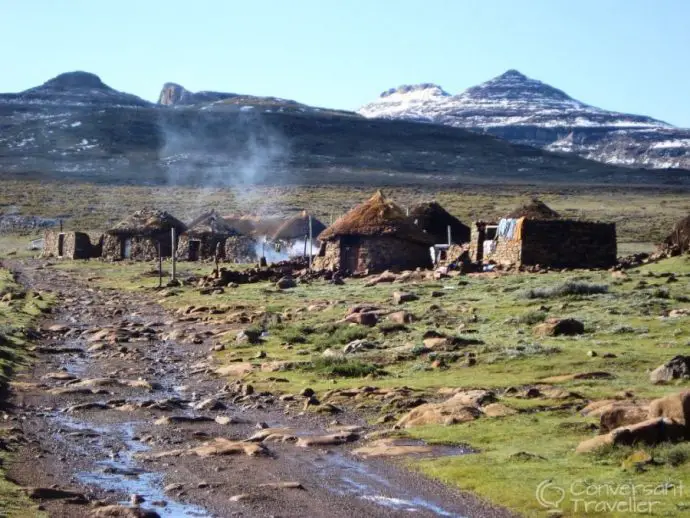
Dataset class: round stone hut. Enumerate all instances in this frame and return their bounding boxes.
[178,210,238,261]
[314,191,434,274]
[102,208,187,261]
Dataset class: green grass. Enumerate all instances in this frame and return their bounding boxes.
[19,240,690,517]
[0,268,51,517]
[409,413,690,517]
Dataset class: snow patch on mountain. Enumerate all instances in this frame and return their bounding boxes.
[358,70,688,169]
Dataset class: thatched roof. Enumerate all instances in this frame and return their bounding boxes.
[663,214,690,252]
[506,199,560,220]
[222,214,286,237]
[272,211,326,240]
[409,201,470,244]
[318,191,435,245]
[107,208,186,236]
[185,210,238,237]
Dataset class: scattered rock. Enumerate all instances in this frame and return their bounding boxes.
[650,356,690,384]
[89,505,160,518]
[353,438,433,458]
[393,291,419,305]
[343,312,378,327]
[276,276,297,290]
[296,432,359,447]
[258,481,304,490]
[396,394,483,428]
[534,318,585,337]
[648,391,690,425]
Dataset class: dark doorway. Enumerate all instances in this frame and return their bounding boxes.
[122,238,132,259]
[339,236,360,273]
[57,233,65,257]
[189,240,201,261]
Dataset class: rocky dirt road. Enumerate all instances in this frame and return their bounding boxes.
[3,260,516,518]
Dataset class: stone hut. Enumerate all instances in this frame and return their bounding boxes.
[102,208,187,261]
[314,191,434,274]
[178,210,238,261]
[41,230,101,259]
[409,201,470,244]
[469,199,616,269]
[662,214,690,255]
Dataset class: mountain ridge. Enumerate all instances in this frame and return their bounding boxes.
[358,69,688,169]
[0,71,689,189]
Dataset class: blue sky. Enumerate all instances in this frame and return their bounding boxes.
[2,0,689,126]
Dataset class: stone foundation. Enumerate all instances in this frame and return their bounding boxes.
[41,230,99,259]
[102,233,174,261]
[314,236,432,274]
[224,236,258,263]
[470,219,617,269]
[178,234,228,261]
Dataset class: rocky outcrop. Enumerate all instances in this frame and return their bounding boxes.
[359,69,690,170]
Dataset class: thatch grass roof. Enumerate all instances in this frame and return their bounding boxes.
[272,211,326,240]
[107,208,186,236]
[185,210,238,237]
[409,201,470,244]
[506,199,560,220]
[318,191,435,245]
[222,214,286,237]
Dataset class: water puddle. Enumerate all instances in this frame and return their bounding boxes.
[316,452,466,517]
[52,414,210,517]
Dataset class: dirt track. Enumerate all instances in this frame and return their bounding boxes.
[3,259,516,518]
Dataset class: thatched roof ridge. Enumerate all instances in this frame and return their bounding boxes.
[506,199,560,220]
[185,210,238,237]
[272,210,326,240]
[409,201,470,244]
[107,208,186,236]
[318,190,435,245]
[222,214,286,237]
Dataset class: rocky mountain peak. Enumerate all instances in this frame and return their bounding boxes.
[380,83,450,99]
[158,83,189,105]
[40,71,108,91]
[460,69,573,102]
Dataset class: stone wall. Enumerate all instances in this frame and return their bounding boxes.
[313,236,431,274]
[224,236,258,263]
[41,230,98,259]
[102,234,171,261]
[313,241,339,270]
[471,219,617,269]
[520,220,616,268]
[178,234,228,261]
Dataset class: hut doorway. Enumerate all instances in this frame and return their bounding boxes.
[57,233,65,257]
[188,240,201,261]
[121,238,132,259]
[339,236,360,273]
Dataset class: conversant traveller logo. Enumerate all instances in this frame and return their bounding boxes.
[535,479,684,514]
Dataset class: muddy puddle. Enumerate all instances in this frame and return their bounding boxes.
[52,414,209,517]
[315,453,466,517]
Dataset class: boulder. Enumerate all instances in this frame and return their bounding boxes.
[576,417,688,453]
[276,276,297,290]
[482,403,518,417]
[352,438,433,458]
[388,311,413,324]
[343,339,377,354]
[534,318,584,337]
[650,356,690,384]
[343,312,378,327]
[393,291,419,305]
[396,392,485,428]
[647,391,690,425]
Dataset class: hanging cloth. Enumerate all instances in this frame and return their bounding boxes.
[514,217,526,241]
